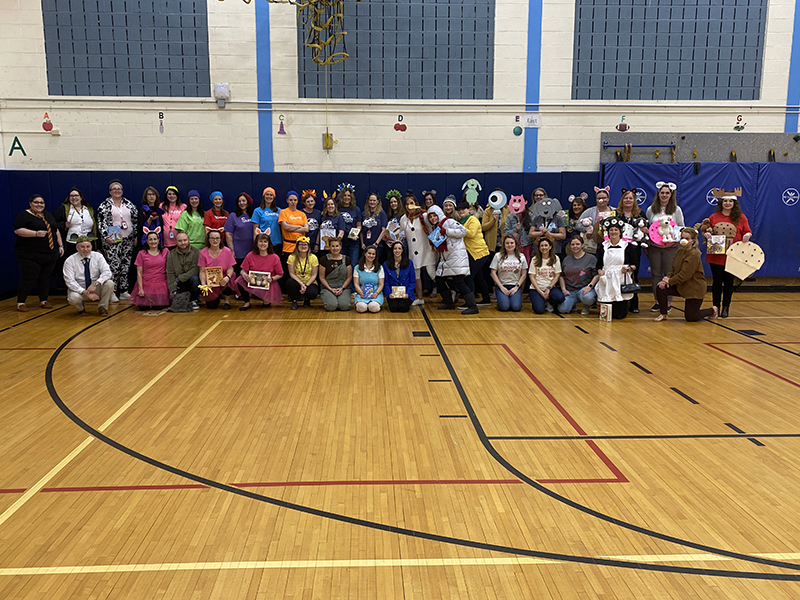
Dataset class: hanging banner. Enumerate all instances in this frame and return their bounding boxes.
[752,163,800,277]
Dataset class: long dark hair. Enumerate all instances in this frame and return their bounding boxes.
[144,231,164,253]
[357,245,379,271]
[235,193,253,217]
[185,194,203,217]
[385,241,409,270]
[568,196,588,220]
[716,197,743,224]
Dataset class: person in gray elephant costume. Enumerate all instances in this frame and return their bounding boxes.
[528,197,567,255]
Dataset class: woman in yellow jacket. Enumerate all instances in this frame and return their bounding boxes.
[654,227,718,322]
[457,200,491,306]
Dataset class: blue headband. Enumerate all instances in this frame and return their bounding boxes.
[287,190,299,200]
[187,189,200,199]
[209,191,223,200]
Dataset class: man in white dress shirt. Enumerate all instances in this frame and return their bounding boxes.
[62,237,115,315]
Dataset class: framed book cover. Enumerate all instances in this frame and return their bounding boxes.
[205,266,223,286]
[362,283,376,298]
[707,235,727,255]
[248,271,271,290]
[599,303,612,322]
[107,225,123,242]
[348,227,361,241]
[428,227,447,248]
[390,286,406,298]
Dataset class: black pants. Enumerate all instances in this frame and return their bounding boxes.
[657,285,715,321]
[16,252,58,303]
[467,254,491,301]
[437,275,471,306]
[710,263,735,308]
[286,279,319,302]
[387,297,413,313]
[609,300,629,320]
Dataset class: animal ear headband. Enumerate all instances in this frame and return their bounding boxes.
[594,186,610,194]
[568,192,589,202]
[143,226,162,235]
[655,181,677,191]
[712,187,742,198]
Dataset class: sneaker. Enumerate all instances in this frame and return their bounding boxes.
[649,303,659,312]
[111,293,120,303]
[545,304,555,313]
[98,307,108,316]
[461,306,479,315]
[581,306,591,315]
[303,298,311,307]
[290,301,298,310]
[76,308,87,316]
[119,292,131,300]
[477,298,492,306]
[412,299,424,306]
[223,303,231,310]
[667,305,672,313]
[438,304,456,310]
[190,301,200,311]
[457,305,468,310]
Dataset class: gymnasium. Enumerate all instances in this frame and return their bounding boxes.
[2,0,800,598]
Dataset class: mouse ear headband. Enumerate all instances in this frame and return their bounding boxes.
[655,181,677,191]
[594,186,611,193]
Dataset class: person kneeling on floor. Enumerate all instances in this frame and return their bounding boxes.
[62,236,114,316]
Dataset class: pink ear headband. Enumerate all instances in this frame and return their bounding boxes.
[594,186,610,193]
[143,226,162,235]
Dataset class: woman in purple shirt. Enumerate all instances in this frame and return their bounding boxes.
[224,192,254,275]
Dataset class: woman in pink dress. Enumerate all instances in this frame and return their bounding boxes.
[235,233,284,310]
[199,230,236,309]
[131,231,170,308]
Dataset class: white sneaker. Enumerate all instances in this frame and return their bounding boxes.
[190,301,200,311]
[412,299,424,306]
[111,293,119,303]
[119,292,131,300]
[580,305,591,315]
[545,304,555,313]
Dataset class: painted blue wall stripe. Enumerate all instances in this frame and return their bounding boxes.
[785,0,800,133]
[523,0,542,172]
[256,1,274,172]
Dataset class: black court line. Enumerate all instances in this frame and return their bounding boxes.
[575,326,589,334]
[739,329,764,336]
[439,415,469,419]
[0,305,69,333]
[412,331,431,337]
[630,361,652,374]
[429,379,451,383]
[599,342,616,352]
[42,309,800,580]
[676,306,800,358]
[670,387,699,404]
[420,354,440,357]
[555,312,565,319]
[726,423,765,447]
[487,433,799,441]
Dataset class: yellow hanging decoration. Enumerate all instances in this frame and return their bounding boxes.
[232,0,362,66]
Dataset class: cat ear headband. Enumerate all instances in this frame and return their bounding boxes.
[594,186,611,194]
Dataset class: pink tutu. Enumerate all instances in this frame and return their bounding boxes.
[131,281,170,307]
[234,275,283,304]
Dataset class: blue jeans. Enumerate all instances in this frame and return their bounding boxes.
[176,275,201,302]
[495,285,523,312]
[530,288,565,314]
[558,287,597,313]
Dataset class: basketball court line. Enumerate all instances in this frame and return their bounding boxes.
[18,306,800,580]
[706,343,800,389]
[0,316,221,530]
[0,305,69,334]
[5,552,800,577]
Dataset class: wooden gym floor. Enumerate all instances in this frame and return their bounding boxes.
[1,293,800,599]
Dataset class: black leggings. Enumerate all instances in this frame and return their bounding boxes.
[710,263,735,308]
[16,252,58,303]
[437,275,471,305]
[657,285,715,321]
[286,279,320,301]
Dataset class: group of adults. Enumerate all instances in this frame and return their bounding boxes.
[13,180,751,322]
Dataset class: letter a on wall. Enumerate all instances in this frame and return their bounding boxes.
[9,136,26,156]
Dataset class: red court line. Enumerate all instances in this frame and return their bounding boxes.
[706,344,800,389]
[0,488,26,494]
[710,342,800,345]
[500,344,629,483]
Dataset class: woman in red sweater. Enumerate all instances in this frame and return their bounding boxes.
[204,191,229,244]
[704,194,752,318]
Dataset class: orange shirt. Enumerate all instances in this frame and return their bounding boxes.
[278,208,308,253]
